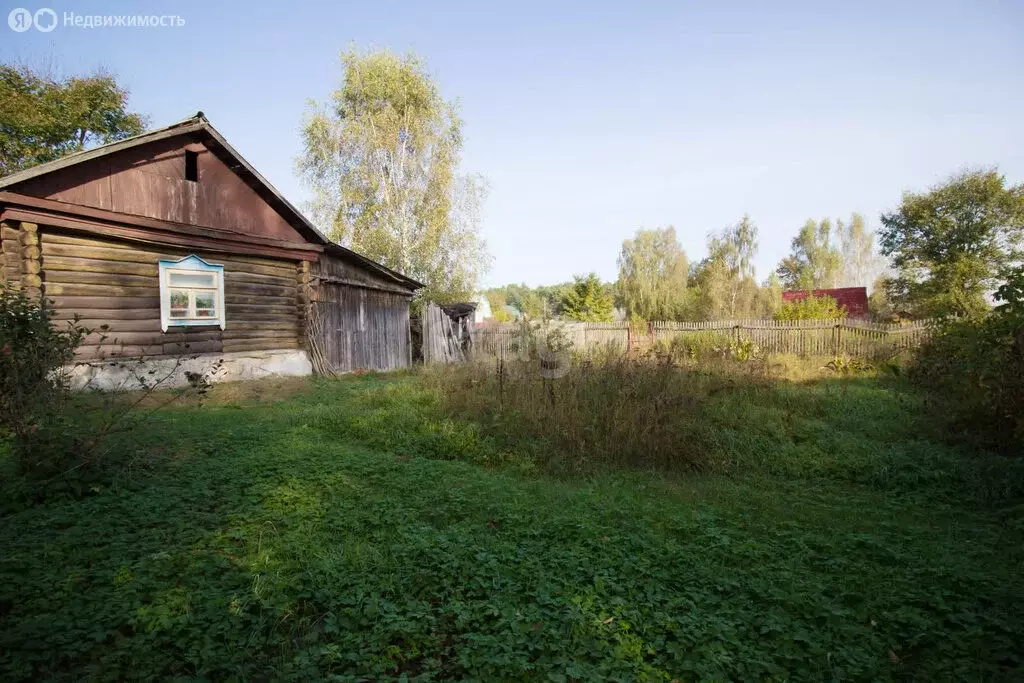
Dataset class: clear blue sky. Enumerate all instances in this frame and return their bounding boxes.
[3,0,1022,288]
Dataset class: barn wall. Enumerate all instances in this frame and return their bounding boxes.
[314,255,412,372]
[11,138,305,243]
[37,229,303,360]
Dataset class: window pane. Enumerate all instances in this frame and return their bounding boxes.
[170,290,188,309]
[169,271,216,287]
[169,309,189,318]
[194,309,215,318]
[194,292,215,310]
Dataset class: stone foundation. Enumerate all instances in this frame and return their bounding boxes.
[67,349,313,391]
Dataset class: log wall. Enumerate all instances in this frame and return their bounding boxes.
[35,229,302,360]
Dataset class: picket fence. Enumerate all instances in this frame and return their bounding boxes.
[471,318,937,361]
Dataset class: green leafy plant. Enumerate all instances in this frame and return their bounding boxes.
[0,284,89,476]
[774,294,847,321]
[910,268,1024,450]
[825,354,873,376]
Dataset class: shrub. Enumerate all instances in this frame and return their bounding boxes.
[0,284,89,476]
[774,294,847,321]
[910,270,1024,450]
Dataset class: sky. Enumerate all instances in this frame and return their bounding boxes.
[2,0,1022,288]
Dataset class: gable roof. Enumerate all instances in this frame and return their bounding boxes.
[0,112,424,291]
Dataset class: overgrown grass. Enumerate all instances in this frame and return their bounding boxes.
[1,371,1022,680]
[423,354,1024,502]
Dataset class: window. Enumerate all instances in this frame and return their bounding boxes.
[184,150,198,182]
[158,255,225,331]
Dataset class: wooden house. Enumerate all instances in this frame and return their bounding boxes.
[0,113,422,388]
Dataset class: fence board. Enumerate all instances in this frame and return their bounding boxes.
[472,319,938,361]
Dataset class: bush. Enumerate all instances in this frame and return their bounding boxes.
[910,271,1024,450]
[774,294,847,320]
[0,284,90,477]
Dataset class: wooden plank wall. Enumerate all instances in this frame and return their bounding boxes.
[312,254,413,373]
[315,284,411,372]
[12,139,306,244]
[37,230,301,360]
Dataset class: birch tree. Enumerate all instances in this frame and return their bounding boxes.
[298,48,490,302]
[616,226,689,320]
[776,218,842,290]
[837,213,884,287]
[708,214,759,317]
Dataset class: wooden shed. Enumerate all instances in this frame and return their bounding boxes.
[0,113,421,388]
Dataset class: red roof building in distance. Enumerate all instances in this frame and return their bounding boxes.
[781,287,869,317]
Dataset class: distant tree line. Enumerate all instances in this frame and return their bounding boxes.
[486,169,1023,323]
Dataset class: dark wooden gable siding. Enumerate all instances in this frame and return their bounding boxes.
[313,254,412,372]
[9,137,305,243]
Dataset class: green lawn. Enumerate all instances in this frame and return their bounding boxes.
[1,373,1022,681]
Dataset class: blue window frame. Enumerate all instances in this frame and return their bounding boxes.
[158,255,226,332]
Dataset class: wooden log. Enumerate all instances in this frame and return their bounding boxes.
[43,270,157,288]
[224,304,298,316]
[68,318,297,333]
[53,308,156,321]
[224,293,297,306]
[162,340,223,355]
[43,282,160,297]
[223,328,296,340]
[41,255,158,277]
[73,319,162,333]
[83,330,223,346]
[223,338,299,353]
[49,295,159,309]
[223,281,296,298]
[218,270,296,287]
[1,225,19,241]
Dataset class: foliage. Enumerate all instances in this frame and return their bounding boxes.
[616,226,688,320]
[1,373,1022,680]
[868,274,895,319]
[684,221,777,321]
[298,47,490,302]
[0,285,88,476]
[0,64,146,176]
[484,291,512,322]
[707,214,759,317]
[774,294,847,321]
[910,267,1024,450]
[560,273,614,322]
[837,213,885,287]
[776,218,842,290]
[879,169,1024,318]
[489,282,574,319]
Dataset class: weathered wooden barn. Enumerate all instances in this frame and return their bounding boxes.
[0,113,421,388]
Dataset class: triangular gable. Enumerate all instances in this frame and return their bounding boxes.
[0,113,423,291]
[4,134,308,244]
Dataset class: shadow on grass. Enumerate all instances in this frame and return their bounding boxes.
[1,373,1022,680]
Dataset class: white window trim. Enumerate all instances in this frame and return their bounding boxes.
[158,255,226,332]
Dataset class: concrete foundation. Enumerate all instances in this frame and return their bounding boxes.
[67,349,313,391]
